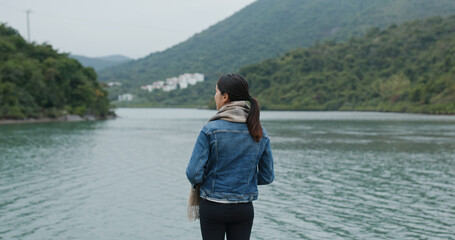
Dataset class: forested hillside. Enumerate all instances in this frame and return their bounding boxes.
[118,15,455,113]
[239,15,455,114]
[70,54,131,72]
[99,0,455,90]
[0,24,112,119]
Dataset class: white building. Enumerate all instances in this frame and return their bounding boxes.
[166,77,178,86]
[154,81,165,88]
[178,80,188,89]
[192,73,204,83]
[140,85,153,91]
[118,93,134,102]
[141,81,165,92]
[163,77,178,91]
[178,73,204,86]
[163,84,177,91]
[140,73,204,92]
[107,81,122,87]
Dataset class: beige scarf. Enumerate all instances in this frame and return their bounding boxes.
[208,101,250,123]
[187,101,250,221]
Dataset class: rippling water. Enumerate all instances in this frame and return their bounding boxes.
[1,109,454,239]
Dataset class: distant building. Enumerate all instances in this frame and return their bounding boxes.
[141,73,204,92]
[163,84,177,91]
[166,77,178,86]
[178,80,188,89]
[154,81,165,88]
[179,73,204,86]
[163,77,178,91]
[118,93,133,101]
[141,81,164,92]
[107,81,122,87]
[140,85,153,91]
[189,73,204,85]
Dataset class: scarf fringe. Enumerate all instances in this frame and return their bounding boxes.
[187,186,201,221]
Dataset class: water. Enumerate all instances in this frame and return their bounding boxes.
[1,108,454,240]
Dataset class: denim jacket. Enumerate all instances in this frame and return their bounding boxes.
[186,120,274,203]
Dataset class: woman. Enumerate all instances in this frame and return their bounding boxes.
[186,73,274,240]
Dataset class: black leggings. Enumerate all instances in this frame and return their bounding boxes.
[199,198,254,240]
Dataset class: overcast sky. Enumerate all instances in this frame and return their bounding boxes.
[0,0,256,59]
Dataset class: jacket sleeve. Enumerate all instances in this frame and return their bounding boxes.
[186,129,210,188]
[258,137,274,185]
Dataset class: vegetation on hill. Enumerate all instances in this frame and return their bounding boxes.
[117,15,455,114]
[239,15,455,114]
[99,0,455,90]
[0,24,112,119]
[70,54,132,72]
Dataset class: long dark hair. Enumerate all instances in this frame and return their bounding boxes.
[217,73,263,142]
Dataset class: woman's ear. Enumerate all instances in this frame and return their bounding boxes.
[222,93,230,104]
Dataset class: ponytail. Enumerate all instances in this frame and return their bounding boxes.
[217,73,263,142]
[247,96,263,142]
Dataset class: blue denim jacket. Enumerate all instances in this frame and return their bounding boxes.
[186,120,274,203]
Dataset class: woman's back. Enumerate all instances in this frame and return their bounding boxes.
[189,119,273,203]
[186,73,274,240]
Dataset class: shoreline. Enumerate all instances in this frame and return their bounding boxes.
[0,114,116,125]
[114,106,455,116]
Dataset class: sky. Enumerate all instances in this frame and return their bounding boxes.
[0,0,256,59]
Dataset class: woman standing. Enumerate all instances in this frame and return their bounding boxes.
[186,73,274,240]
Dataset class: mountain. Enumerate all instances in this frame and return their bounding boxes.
[98,0,455,89]
[238,15,455,114]
[0,24,112,119]
[115,15,455,114]
[70,54,132,72]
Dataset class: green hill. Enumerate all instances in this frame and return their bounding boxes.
[0,24,112,120]
[116,15,455,114]
[239,15,455,114]
[70,54,132,72]
[99,0,455,90]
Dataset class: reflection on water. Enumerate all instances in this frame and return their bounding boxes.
[1,109,454,239]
